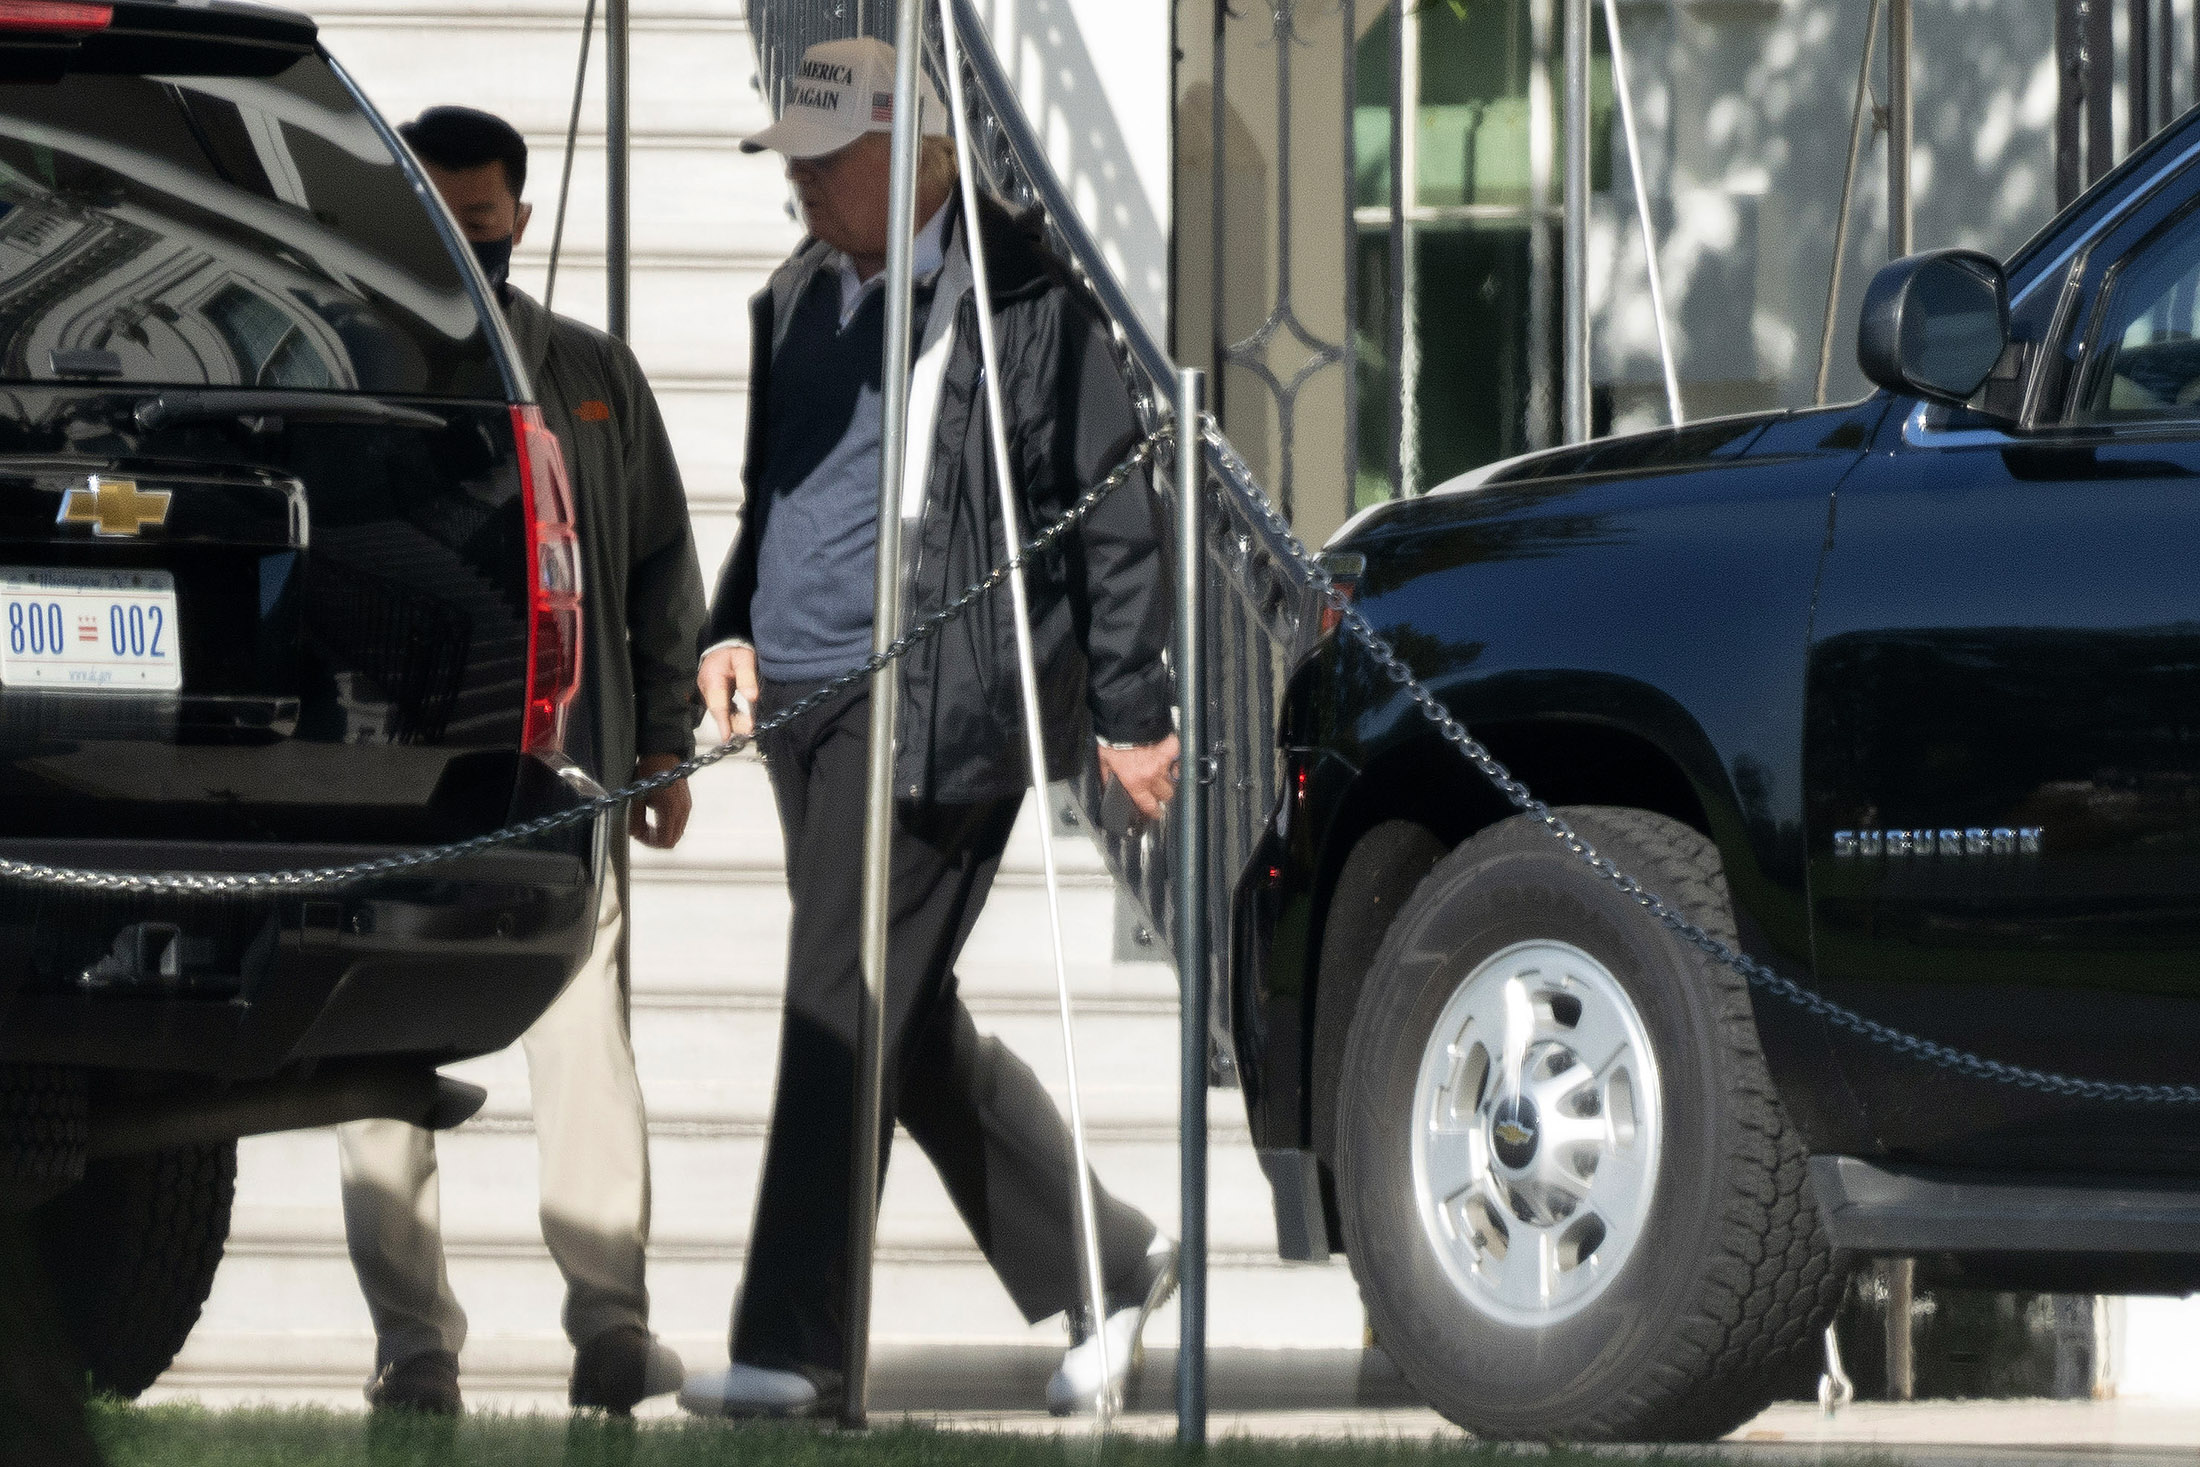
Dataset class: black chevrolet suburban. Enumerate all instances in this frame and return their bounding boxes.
[0,0,601,1395]
[1235,101,2200,1441]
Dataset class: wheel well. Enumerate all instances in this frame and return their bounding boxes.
[1305,720,1712,1184]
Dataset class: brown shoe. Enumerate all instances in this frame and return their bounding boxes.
[366,1349,462,1415]
[570,1324,685,1415]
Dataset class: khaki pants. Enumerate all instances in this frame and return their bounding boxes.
[336,855,652,1376]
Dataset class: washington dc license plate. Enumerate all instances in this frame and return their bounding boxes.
[0,567,182,691]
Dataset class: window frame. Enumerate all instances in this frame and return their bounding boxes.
[2046,161,2200,432]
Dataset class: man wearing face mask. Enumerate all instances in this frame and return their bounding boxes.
[331,105,707,1417]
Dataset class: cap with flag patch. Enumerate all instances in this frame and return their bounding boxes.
[742,37,947,159]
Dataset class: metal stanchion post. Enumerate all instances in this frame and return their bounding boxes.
[543,0,595,314]
[1174,369,1209,1446]
[936,1,1115,1426]
[1599,0,1680,425]
[1814,0,1883,405]
[1886,1257,1917,1402]
[1887,0,1913,259]
[1561,0,1590,444]
[844,1,928,1430]
[1526,0,1554,448]
[604,0,629,341]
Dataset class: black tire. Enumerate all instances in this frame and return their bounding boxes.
[0,1065,87,1213]
[33,1141,236,1399]
[1336,806,1843,1441]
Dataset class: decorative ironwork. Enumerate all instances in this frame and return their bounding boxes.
[1210,0,1355,523]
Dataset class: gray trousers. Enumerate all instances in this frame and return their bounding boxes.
[336,853,652,1376]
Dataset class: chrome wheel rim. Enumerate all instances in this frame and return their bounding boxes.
[1409,938,1663,1326]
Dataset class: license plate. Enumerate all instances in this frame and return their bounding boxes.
[0,568,182,692]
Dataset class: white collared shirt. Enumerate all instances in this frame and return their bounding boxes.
[831,197,951,326]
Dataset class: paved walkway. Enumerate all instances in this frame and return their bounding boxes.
[144,1347,2200,1462]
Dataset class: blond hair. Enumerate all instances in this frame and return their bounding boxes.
[919,133,960,201]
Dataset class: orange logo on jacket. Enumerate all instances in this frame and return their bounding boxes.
[574,400,612,422]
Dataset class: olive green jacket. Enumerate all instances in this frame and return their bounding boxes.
[503,288,707,783]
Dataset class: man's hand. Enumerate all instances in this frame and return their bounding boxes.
[699,643,759,744]
[630,752,692,850]
[1096,733,1180,822]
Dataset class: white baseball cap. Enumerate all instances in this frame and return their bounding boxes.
[743,37,948,159]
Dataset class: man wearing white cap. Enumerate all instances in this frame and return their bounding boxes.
[680,37,1180,1420]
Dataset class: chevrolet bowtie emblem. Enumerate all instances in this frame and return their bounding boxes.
[1493,1122,1534,1147]
[58,476,170,537]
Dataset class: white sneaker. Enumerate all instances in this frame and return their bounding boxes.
[677,1362,823,1419]
[1047,1235,1180,1416]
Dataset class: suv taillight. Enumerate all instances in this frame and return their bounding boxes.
[0,2,112,29]
[512,405,581,757]
[1316,551,1363,641]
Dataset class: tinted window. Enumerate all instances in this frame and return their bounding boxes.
[2073,202,2200,422]
[0,55,502,396]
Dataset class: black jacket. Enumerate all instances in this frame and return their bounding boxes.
[708,193,1174,804]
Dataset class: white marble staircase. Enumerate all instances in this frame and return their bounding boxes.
[155,0,1369,1412]
[167,761,1368,1407]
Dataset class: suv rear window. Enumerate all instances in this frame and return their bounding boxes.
[0,53,502,396]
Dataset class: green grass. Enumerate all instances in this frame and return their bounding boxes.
[77,1402,1791,1467]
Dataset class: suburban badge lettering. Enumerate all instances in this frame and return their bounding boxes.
[1832,826,2044,858]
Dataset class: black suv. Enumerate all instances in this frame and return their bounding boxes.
[1234,104,2200,1441]
[0,0,601,1396]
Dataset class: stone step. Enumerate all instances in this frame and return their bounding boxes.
[632,756,1118,878]
[504,142,802,268]
[228,1122,1277,1256]
[440,994,1190,1130]
[464,260,772,386]
[623,759,1163,998]
[617,387,747,518]
[317,8,765,142]
[312,0,741,17]
[159,0,1316,1419]
[624,873,1168,1003]
[182,1234,1366,1367]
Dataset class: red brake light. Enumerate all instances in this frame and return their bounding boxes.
[512,405,582,757]
[0,2,112,30]
[1317,556,1362,640]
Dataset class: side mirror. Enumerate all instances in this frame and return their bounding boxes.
[1857,249,2010,406]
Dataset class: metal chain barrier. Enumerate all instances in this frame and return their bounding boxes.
[8,399,2193,1107]
[0,436,1161,898]
[1206,418,2200,1108]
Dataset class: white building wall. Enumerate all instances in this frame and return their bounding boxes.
[1592,0,2060,428]
[970,0,1173,339]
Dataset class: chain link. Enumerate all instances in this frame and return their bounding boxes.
[1207,418,2200,1108]
[0,436,1161,898]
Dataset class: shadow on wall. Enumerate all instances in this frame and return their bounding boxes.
[1597,0,2055,415]
[1758,0,2057,407]
[984,0,1169,339]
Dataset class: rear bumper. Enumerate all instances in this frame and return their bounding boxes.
[0,838,595,1077]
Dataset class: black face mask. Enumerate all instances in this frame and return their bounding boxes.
[471,235,514,297]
